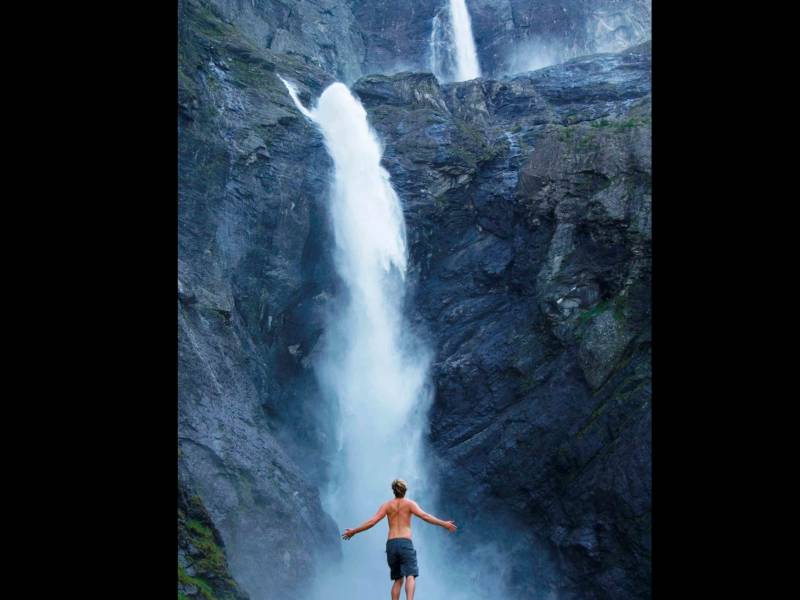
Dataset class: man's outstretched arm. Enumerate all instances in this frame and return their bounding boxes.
[342,503,388,540]
[410,501,457,532]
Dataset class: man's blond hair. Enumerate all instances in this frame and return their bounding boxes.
[391,479,408,498]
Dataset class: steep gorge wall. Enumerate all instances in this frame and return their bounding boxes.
[178,2,342,598]
[353,43,651,599]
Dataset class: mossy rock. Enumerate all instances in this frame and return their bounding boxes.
[178,477,249,599]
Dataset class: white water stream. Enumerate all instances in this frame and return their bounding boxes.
[431,0,482,82]
[280,76,515,600]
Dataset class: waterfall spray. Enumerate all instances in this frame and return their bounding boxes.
[430,0,481,82]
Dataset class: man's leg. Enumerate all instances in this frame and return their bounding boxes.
[391,577,403,600]
[404,575,415,600]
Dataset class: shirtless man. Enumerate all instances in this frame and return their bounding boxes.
[342,479,457,600]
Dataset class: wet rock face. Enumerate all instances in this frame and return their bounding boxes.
[354,42,651,599]
[206,0,366,82]
[179,2,342,599]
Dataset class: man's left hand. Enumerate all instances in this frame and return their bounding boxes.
[342,529,356,540]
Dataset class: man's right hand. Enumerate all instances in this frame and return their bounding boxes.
[444,520,457,533]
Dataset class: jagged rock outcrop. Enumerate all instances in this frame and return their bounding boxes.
[178,0,651,597]
[205,0,366,82]
[353,42,651,600]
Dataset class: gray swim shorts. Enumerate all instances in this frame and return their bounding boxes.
[386,537,419,580]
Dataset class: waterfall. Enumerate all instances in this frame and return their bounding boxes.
[280,77,518,600]
[450,0,481,81]
[280,77,435,599]
[430,0,481,82]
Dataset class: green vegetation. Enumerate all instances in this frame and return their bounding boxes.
[178,564,215,600]
[577,294,628,328]
[178,486,244,600]
[186,518,227,574]
[589,116,650,131]
[451,120,495,167]
[578,300,609,325]
[590,118,611,128]
[558,126,575,142]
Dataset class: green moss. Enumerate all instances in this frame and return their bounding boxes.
[588,115,650,132]
[178,565,216,600]
[450,120,493,167]
[590,118,611,128]
[578,300,609,325]
[187,518,212,537]
[179,593,190,600]
[558,127,575,142]
[478,143,503,164]
[186,519,227,575]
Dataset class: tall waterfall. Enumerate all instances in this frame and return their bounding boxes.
[280,77,517,600]
[280,77,435,599]
[430,0,481,82]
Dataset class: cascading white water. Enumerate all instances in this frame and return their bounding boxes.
[280,76,519,600]
[450,0,481,81]
[280,76,435,599]
[430,0,481,82]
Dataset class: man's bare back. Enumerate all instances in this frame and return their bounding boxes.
[386,498,415,539]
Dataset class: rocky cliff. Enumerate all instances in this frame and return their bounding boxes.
[353,42,651,599]
[178,1,650,599]
[178,2,342,598]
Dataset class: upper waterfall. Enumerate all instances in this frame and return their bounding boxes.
[450,0,481,81]
[431,0,482,82]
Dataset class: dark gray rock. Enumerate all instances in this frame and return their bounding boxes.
[353,42,651,600]
[206,0,366,82]
[179,2,342,598]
